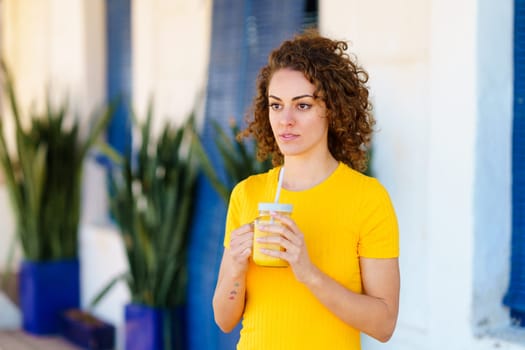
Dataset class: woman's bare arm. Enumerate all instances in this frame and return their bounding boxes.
[302,257,400,342]
[212,223,254,332]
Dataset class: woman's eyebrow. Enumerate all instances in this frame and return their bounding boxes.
[268,94,315,101]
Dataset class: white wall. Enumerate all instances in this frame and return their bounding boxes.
[321,0,522,349]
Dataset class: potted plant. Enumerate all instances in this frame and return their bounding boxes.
[192,118,272,203]
[93,103,199,350]
[0,61,115,335]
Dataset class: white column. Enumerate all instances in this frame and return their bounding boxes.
[132,0,212,133]
[426,0,477,348]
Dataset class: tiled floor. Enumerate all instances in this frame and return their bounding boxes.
[0,330,81,350]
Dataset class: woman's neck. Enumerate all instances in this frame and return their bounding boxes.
[282,154,339,191]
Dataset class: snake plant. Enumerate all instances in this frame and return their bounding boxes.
[99,103,199,309]
[192,119,272,203]
[0,61,114,262]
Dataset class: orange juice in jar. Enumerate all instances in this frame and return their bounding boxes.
[253,203,293,267]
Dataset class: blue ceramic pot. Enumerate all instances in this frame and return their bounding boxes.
[125,303,186,350]
[19,259,80,335]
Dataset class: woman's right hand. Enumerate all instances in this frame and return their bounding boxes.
[213,222,253,332]
[227,222,254,276]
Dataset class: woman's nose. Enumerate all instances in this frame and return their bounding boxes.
[279,107,295,126]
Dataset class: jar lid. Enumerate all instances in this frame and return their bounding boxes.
[258,202,293,213]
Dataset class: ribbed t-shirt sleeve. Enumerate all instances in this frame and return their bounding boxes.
[223,181,244,248]
[357,178,399,258]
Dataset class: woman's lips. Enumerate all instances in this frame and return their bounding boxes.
[279,133,299,142]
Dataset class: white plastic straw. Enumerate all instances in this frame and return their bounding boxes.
[274,167,285,203]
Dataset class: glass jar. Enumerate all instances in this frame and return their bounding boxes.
[253,202,293,267]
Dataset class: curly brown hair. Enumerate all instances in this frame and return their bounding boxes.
[240,30,375,173]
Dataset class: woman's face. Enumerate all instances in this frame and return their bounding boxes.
[268,68,329,161]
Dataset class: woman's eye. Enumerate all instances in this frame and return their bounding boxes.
[297,103,311,110]
[270,103,282,111]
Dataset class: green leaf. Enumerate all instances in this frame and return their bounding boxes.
[79,100,117,162]
[0,118,23,224]
[195,118,272,203]
[190,129,229,202]
[89,271,130,309]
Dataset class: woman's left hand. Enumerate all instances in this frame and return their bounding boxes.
[257,212,317,283]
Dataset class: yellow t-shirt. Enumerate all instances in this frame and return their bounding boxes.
[224,162,399,350]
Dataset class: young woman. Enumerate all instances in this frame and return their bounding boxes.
[212,30,400,349]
